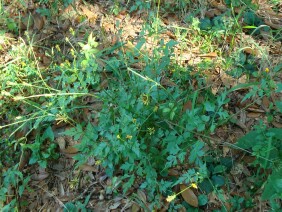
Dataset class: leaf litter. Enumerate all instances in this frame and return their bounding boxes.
[1,0,282,211]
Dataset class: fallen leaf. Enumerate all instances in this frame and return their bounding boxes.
[198,52,217,58]
[60,146,79,154]
[166,30,176,39]
[19,150,30,171]
[168,168,179,176]
[109,202,121,210]
[247,112,261,118]
[262,96,270,111]
[161,76,177,87]
[223,146,230,157]
[31,172,49,181]
[179,184,198,207]
[79,164,98,172]
[137,189,147,203]
[243,47,258,55]
[33,13,45,30]
[272,121,282,128]
[81,5,97,20]
[182,100,192,113]
[131,203,141,212]
[55,137,65,152]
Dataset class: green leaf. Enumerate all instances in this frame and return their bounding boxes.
[277,83,282,93]
[204,102,215,112]
[213,165,227,174]
[199,179,213,193]
[212,175,225,187]
[199,18,212,30]
[276,101,282,112]
[198,194,208,206]
[273,63,282,72]
[163,108,170,113]
[236,130,260,149]
[42,126,54,141]
[189,141,205,164]
[262,168,282,200]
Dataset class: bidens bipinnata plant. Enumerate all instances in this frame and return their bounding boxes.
[64,35,231,208]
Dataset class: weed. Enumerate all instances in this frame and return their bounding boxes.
[1,0,281,210]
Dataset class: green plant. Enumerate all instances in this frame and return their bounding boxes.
[235,124,282,203]
[63,30,233,208]
[0,30,100,210]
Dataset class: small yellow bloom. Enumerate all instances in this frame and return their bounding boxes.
[265,67,270,73]
[95,160,101,165]
[117,134,121,139]
[69,27,75,36]
[126,135,132,140]
[147,127,155,135]
[141,94,150,105]
[65,37,69,42]
[55,44,61,51]
[191,183,198,189]
[166,194,176,202]
[70,48,75,56]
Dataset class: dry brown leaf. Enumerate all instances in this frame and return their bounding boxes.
[137,189,147,203]
[220,71,235,88]
[209,2,227,12]
[161,77,177,87]
[179,184,198,207]
[223,146,230,157]
[20,15,34,30]
[272,121,282,128]
[166,30,176,39]
[19,150,30,171]
[109,202,121,210]
[182,100,192,112]
[81,5,97,20]
[56,136,66,149]
[33,13,45,30]
[262,96,270,111]
[198,52,217,58]
[168,168,179,176]
[79,164,98,172]
[60,146,79,154]
[131,203,141,212]
[243,47,259,55]
[247,112,262,118]
[31,172,49,181]
[42,55,51,65]
[264,19,282,30]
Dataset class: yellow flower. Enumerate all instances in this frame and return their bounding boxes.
[191,183,198,189]
[117,134,121,139]
[166,194,176,202]
[265,67,270,73]
[69,27,75,36]
[95,160,101,165]
[55,44,61,51]
[141,94,150,105]
[70,48,75,56]
[147,127,155,135]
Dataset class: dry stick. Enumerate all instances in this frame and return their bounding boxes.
[34,184,69,211]
[72,181,98,202]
